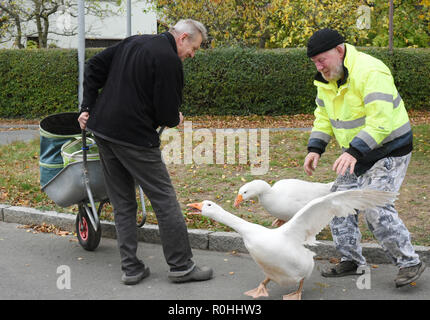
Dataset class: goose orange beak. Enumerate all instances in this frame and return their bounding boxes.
[234,194,243,208]
[186,202,203,215]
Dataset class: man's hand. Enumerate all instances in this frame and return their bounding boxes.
[78,112,89,130]
[303,152,320,176]
[333,152,357,176]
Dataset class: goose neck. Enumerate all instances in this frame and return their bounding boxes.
[211,209,255,235]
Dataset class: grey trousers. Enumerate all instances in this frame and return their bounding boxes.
[330,153,420,268]
[94,135,195,276]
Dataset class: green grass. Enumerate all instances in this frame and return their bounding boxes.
[1,125,429,245]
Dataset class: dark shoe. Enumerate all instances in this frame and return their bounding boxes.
[121,266,150,285]
[168,265,213,283]
[321,260,361,277]
[395,261,426,288]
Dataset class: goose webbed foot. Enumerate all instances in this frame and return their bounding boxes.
[282,278,304,300]
[244,277,270,298]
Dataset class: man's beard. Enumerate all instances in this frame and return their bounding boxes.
[322,63,344,82]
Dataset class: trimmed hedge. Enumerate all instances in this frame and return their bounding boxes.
[183,47,430,115]
[183,47,317,115]
[0,49,79,118]
[0,47,429,118]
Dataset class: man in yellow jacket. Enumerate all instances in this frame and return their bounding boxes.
[303,28,425,287]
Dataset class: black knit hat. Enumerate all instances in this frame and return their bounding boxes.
[307,28,344,58]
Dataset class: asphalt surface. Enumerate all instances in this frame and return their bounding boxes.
[0,128,39,145]
[1,221,429,301]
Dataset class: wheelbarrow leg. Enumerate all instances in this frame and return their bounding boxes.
[137,185,147,228]
[81,129,100,232]
[83,182,100,231]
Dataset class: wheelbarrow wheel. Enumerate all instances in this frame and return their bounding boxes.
[75,204,101,251]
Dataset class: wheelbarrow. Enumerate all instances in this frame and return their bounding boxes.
[42,128,163,251]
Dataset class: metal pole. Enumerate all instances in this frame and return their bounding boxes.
[78,0,85,108]
[389,0,394,54]
[126,0,132,37]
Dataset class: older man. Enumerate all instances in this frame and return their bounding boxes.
[78,19,213,285]
[303,28,425,287]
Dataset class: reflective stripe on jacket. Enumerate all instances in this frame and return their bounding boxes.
[308,44,413,176]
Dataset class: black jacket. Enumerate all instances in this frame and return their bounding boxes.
[82,32,183,147]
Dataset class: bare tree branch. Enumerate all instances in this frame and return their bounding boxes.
[2,0,123,48]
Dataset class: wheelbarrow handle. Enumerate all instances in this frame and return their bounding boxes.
[81,129,88,164]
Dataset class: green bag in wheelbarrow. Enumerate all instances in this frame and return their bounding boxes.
[39,112,81,187]
[61,136,99,166]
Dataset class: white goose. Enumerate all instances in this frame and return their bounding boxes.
[188,189,397,300]
[234,179,333,226]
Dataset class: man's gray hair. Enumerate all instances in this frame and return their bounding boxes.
[170,19,208,42]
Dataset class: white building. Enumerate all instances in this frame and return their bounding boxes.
[1,0,157,48]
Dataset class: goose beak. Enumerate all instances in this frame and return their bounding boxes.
[234,194,243,208]
[186,202,203,215]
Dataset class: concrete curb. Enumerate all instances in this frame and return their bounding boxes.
[1,204,429,264]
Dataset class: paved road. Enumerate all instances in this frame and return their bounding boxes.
[0,124,311,146]
[0,128,39,145]
[1,221,429,301]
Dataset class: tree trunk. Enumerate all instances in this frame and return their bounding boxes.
[14,16,24,49]
[34,1,43,48]
[42,15,49,48]
[0,3,24,48]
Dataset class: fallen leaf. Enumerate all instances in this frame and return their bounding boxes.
[17,225,31,229]
[314,282,330,288]
[329,257,340,264]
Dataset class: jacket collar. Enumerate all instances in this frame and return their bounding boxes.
[162,31,178,54]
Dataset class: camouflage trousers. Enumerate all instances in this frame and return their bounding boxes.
[330,153,420,268]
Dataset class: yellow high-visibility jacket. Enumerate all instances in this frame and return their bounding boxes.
[308,44,413,176]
